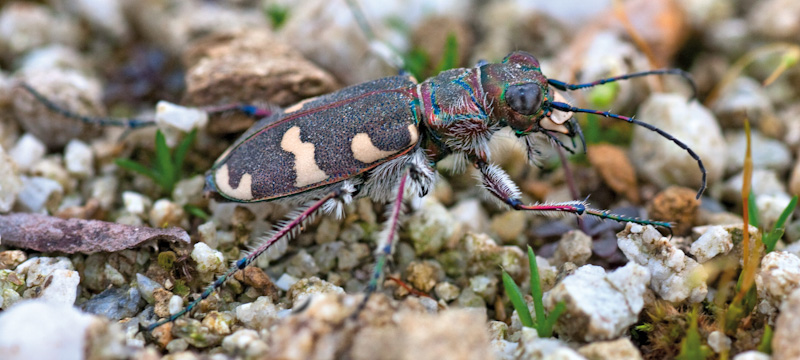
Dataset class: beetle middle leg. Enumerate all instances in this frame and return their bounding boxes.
[476,161,672,229]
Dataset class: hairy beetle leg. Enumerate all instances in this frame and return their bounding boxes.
[147,186,352,331]
[476,162,672,230]
[355,168,411,316]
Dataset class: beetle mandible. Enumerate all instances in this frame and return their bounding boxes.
[21,45,706,332]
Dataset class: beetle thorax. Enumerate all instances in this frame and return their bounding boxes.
[416,68,499,162]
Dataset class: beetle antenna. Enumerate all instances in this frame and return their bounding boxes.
[20,82,156,129]
[547,69,698,100]
[549,101,706,199]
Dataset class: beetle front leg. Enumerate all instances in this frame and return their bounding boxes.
[476,162,672,228]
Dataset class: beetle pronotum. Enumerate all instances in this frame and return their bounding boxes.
[20,10,705,332]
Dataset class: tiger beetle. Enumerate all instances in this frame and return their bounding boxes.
[20,16,705,334]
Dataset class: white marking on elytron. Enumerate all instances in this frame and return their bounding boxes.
[215,164,254,200]
[549,92,574,125]
[351,124,420,164]
[280,126,328,187]
[284,97,315,113]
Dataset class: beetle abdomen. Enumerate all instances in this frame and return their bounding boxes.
[209,77,421,202]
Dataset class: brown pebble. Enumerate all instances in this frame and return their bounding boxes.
[404,261,443,293]
[587,143,640,203]
[151,321,173,349]
[0,250,26,270]
[153,288,173,318]
[647,186,700,235]
[234,266,279,303]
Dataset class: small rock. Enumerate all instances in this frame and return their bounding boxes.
[13,71,106,148]
[16,176,63,213]
[39,269,79,306]
[149,199,186,228]
[172,175,205,206]
[201,311,234,336]
[155,101,208,147]
[235,296,279,331]
[0,146,22,212]
[756,251,800,308]
[630,94,726,192]
[544,262,650,341]
[197,221,218,248]
[63,139,94,177]
[166,338,190,353]
[773,288,800,360]
[689,225,734,263]
[234,266,279,303]
[0,250,26,270]
[81,285,142,321]
[434,282,460,302]
[123,191,152,217]
[89,175,118,210]
[749,0,800,41]
[405,261,444,293]
[153,288,173,319]
[757,193,794,231]
[707,330,731,354]
[733,351,771,360]
[168,295,183,315]
[461,232,525,280]
[275,273,299,291]
[67,0,129,41]
[712,77,774,128]
[587,144,639,203]
[286,277,345,309]
[222,328,266,357]
[618,224,708,303]
[173,317,222,348]
[191,242,226,275]
[515,328,585,360]
[552,230,592,266]
[136,273,163,304]
[0,300,125,360]
[0,3,82,58]
[8,133,46,171]
[725,130,792,174]
[407,196,459,256]
[15,256,73,287]
[490,210,527,244]
[647,186,701,235]
[450,198,490,234]
[578,337,643,360]
[791,155,800,197]
[722,169,787,204]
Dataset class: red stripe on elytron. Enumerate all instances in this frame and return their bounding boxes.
[238,88,419,146]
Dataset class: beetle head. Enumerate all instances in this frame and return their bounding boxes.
[481,51,577,139]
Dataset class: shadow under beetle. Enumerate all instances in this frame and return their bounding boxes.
[22,47,706,332]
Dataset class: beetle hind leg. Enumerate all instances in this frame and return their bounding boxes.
[147,182,356,332]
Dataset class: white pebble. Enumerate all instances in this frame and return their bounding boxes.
[197,221,218,249]
[191,243,225,274]
[63,139,94,177]
[732,351,771,360]
[122,191,151,217]
[171,175,205,206]
[690,226,734,263]
[38,269,80,306]
[618,223,708,303]
[756,251,800,308]
[543,262,650,341]
[0,146,22,212]
[235,296,278,330]
[9,134,46,171]
[168,295,183,315]
[15,257,74,287]
[707,330,731,353]
[275,273,299,291]
[16,176,63,213]
[155,101,208,147]
[149,198,186,228]
[515,328,584,359]
[90,175,118,210]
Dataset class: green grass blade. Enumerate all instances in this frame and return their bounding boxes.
[115,158,158,180]
[502,270,533,328]
[763,195,797,253]
[174,128,197,172]
[541,301,566,338]
[527,246,547,333]
[748,190,760,228]
[154,130,175,190]
[184,204,210,221]
[757,324,773,354]
[435,32,459,73]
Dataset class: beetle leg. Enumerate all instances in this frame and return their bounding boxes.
[201,102,274,118]
[148,184,354,331]
[357,168,411,314]
[476,161,672,229]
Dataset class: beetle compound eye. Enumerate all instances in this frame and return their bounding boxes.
[506,84,542,115]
